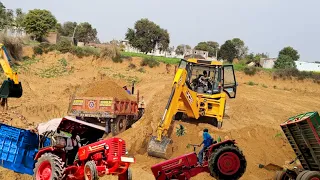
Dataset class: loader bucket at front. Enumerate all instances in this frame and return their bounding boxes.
[0,79,22,98]
[147,136,172,159]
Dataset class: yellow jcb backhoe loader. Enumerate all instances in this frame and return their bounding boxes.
[147,58,237,159]
[0,44,23,99]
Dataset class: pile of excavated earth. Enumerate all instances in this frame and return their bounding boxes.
[1,48,320,180]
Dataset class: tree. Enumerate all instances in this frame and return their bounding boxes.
[13,8,25,33]
[175,44,191,55]
[231,38,248,59]
[194,41,219,57]
[58,21,77,37]
[274,54,296,69]
[125,18,170,53]
[0,2,14,30]
[22,9,57,41]
[279,46,300,61]
[218,40,237,63]
[75,22,98,44]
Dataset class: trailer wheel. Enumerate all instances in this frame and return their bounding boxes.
[208,144,246,180]
[274,171,290,180]
[301,171,320,180]
[111,116,127,136]
[296,170,309,180]
[33,153,64,180]
[84,161,98,180]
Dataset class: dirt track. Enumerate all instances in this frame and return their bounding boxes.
[1,49,320,179]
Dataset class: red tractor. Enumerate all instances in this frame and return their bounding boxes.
[33,116,134,180]
[151,139,247,180]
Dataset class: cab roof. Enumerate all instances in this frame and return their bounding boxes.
[184,58,222,66]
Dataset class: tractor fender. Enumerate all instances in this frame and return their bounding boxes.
[207,139,236,153]
[34,147,55,160]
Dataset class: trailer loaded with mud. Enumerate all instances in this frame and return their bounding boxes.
[68,81,145,136]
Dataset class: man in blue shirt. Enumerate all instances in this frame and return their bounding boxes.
[123,86,131,95]
[197,128,214,165]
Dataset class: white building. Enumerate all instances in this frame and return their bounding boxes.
[260,58,277,69]
[295,61,320,72]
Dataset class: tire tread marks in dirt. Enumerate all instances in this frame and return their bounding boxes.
[33,153,64,180]
[208,144,247,180]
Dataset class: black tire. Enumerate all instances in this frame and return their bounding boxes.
[33,153,64,180]
[174,112,183,120]
[296,170,310,180]
[137,108,145,120]
[118,168,132,180]
[208,144,246,180]
[111,116,127,136]
[273,170,290,180]
[301,171,320,180]
[84,161,98,180]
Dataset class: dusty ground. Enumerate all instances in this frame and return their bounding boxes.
[0,47,319,179]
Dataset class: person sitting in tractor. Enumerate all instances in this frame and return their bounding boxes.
[197,128,214,165]
[65,131,81,165]
[123,86,131,95]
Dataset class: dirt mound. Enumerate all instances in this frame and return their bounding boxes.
[78,80,136,101]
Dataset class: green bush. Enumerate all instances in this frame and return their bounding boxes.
[138,67,146,73]
[273,68,320,82]
[100,45,122,63]
[244,67,257,76]
[33,46,43,55]
[55,38,72,53]
[140,56,160,68]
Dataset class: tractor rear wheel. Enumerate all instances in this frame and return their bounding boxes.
[208,144,246,180]
[300,171,320,180]
[111,116,127,136]
[84,161,98,180]
[33,153,64,180]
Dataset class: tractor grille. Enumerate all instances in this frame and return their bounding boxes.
[110,138,126,156]
[281,112,320,171]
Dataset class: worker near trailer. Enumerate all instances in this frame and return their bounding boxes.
[123,86,131,94]
[197,128,214,165]
[65,131,81,165]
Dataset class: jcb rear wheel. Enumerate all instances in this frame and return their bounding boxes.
[217,121,223,129]
[111,116,127,136]
[33,153,64,180]
[84,161,98,180]
[208,144,246,180]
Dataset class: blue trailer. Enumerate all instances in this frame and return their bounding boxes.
[0,123,50,175]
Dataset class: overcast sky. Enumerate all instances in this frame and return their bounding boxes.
[2,0,320,62]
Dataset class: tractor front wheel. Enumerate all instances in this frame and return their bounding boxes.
[84,161,98,180]
[33,153,64,180]
[118,168,132,180]
[208,144,246,180]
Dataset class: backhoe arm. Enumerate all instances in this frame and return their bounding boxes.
[0,44,22,98]
[156,69,199,141]
[0,44,19,84]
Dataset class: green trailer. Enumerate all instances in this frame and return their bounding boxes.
[274,111,320,180]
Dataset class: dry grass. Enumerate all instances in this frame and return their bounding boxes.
[100,44,121,62]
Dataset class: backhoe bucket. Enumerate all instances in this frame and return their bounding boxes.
[0,79,22,98]
[147,136,172,159]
